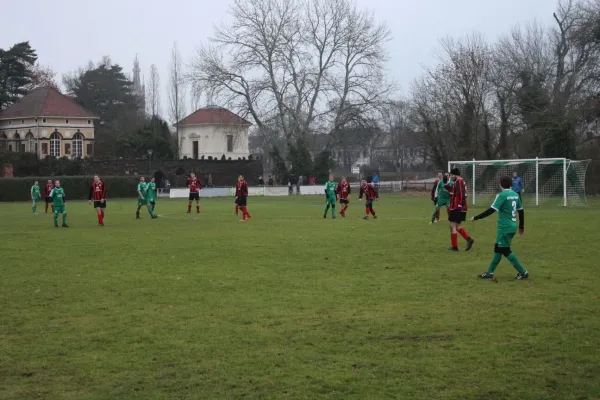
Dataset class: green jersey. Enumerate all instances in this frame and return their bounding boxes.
[491,189,523,234]
[147,182,156,201]
[49,187,66,206]
[324,181,337,197]
[31,185,40,198]
[137,181,148,198]
[436,179,452,202]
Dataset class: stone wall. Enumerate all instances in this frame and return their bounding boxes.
[78,159,263,187]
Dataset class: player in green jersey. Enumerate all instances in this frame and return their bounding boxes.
[49,180,68,227]
[323,174,337,219]
[147,177,157,213]
[430,173,452,224]
[30,181,40,214]
[471,176,529,280]
[136,177,157,220]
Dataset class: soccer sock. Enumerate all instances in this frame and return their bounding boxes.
[436,209,440,221]
[188,203,192,212]
[431,208,438,223]
[507,253,527,274]
[235,205,239,215]
[147,207,154,217]
[98,214,102,223]
[196,205,200,213]
[136,206,140,218]
[451,233,458,248]
[45,204,48,213]
[370,207,376,217]
[458,227,471,241]
[32,205,36,213]
[487,253,502,274]
[365,207,370,216]
[242,206,250,218]
[324,204,330,215]
[331,204,336,217]
[62,214,67,225]
[53,213,58,226]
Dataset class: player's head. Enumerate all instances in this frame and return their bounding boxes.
[140,176,145,182]
[328,174,334,182]
[34,180,38,185]
[94,175,99,183]
[361,179,367,186]
[341,176,347,183]
[151,177,155,182]
[500,176,512,189]
[437,171,443,179]
[513,171,518,177]
[190,172,196,178]
[47,179,52,184]
[55,180,60,187]
[450,168,460,180]
[238,174,244,182]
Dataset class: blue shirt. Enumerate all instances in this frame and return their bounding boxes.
[372,175,380,183]
[512,176,523,193]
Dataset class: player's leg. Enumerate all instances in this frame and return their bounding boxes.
[323,198,331,218]
[457,214,474,250]
[53,207,59,227]
[243,198,251,218]
[62,209,68,227]
[330,197,336,218]
[32,199,36,213]
[195,197,200,213]
[369,200,376,217]
[478,243,503,279]
[146,203,156,218]
[431,205,440,224]
[449,218,459,251]
[502,233,528,278]
[136,198,143,219]
[45,197,49,213]
[151,201,156,213]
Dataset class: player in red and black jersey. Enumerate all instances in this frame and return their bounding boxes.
[359,180,378,220]
[235,174,252,222]
[44,179,54,213]
[336,176,351,217]
[186,173,202,214]
[446,168,474,251]
[88,175,107,226]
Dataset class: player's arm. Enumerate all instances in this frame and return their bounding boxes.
[101,183,106,202]
[137,185,144,199]
[518,208,524,234]
[430,181,437,201]
[88,185,94,203]
[358,186,364,200]
[471,208,495,221]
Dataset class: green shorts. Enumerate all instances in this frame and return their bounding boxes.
[496,232,516,248]
[137,197,148,206]
[32,195,40,202]
[326,195,336,205]
[54,205,67,214]
[436,198,450,208]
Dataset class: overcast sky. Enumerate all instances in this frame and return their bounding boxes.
[1,0,557,120]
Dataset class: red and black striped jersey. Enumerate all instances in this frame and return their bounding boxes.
[448,177,468,211]
[236,180,248,197]
[45,183,54,196]
[88,180,106,201]
[359,184,378,200]
[336,181,351,199]
[186,177,202,193]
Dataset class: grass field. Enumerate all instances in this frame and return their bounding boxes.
[1,194,599,399]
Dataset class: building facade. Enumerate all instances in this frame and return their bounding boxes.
[177,107,251,160]
[0,86,98,158]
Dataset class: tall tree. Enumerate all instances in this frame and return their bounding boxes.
[64,58,143,157]
[0,42,37,110]
[168,42,187,158]
[147,64,161,118]
[26,63,60,91]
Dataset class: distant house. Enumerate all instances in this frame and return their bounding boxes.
[176,107,251,160]
[0,86,98,158]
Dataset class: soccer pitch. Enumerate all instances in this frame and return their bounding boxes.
[1,195,599,399]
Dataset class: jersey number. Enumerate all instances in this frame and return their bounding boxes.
[511,201,517,222]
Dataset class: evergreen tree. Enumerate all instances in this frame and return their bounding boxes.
[0,42,37,110]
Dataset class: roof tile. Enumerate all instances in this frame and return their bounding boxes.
[177,107,251,126]
[0,86,98,119]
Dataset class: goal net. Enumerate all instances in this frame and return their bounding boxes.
[448,158,590,207]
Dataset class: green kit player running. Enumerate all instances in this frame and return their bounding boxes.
[471,176,529,280]
[136,177,157,220]
[323,174,337,219]
[30,180,40,214]
[49,180,68,227]
[147,177,157,213]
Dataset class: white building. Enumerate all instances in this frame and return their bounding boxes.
[176,107,251,160]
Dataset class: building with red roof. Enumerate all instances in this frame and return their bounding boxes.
[0,86,98,158]
[176,106,251,160]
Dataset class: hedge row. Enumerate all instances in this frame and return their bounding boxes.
[0,176,141,202]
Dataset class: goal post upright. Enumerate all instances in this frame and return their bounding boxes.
[472,158,476,205]
[563,158,568,207]
[535,157,539,207]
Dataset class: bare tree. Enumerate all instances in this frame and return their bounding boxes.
[188,0,393,151]
[26,63,59,91]
[168,42,187,158]
[146,64,161,118]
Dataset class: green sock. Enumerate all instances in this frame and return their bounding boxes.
[324,204,330,215]
[147,207,154,217]
[151,202,155,213]
[32,206,36,213]
[53,214,58,226]
[62,214,67,225]
[331,205,336,217]
[507,253,526,274]
[431,207,438,223]
[487,253,502,274]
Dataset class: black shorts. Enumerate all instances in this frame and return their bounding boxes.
[340,198,349,205]
[365,199,374,208]
[189,192,200,201]
[93,200,106,209]
[235,197,247,207]
[45,196,52,204]
[449,209,466,224]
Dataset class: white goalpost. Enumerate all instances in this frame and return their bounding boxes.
[447,158,590,207]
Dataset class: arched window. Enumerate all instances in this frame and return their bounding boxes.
[50,132,62,157]
[25,132,35,153]
[0,132,6,153]
[72,132,84,158]
[13,132,21,152]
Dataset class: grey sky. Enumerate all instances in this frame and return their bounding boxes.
[1,0,557,120]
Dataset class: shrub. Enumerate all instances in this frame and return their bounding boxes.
[0,176,141,202]
[221,154,226,161]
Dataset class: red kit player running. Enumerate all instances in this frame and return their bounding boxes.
[44,179,54,213]
[336,176,351,217]
[88,175,107,226]
[359,180,378,220]
[235,174,252,222]
[446,167,475,251]
[186,173,202,213]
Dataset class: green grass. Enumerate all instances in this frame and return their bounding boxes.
[1,195,599,400]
